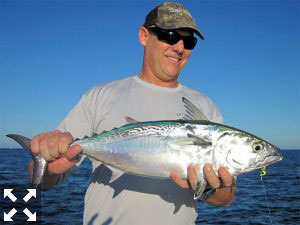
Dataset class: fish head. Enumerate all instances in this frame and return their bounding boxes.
[214,129,283,175]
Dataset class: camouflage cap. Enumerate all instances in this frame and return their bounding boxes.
[144,2,204,40]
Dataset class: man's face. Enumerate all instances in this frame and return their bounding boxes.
[142,28,193,85]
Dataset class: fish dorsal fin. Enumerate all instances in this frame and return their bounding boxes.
[194,180,207,199]
[90,132,97,138]
[125,116,140,124]
[182,97,208,121]
[187,133,212,147]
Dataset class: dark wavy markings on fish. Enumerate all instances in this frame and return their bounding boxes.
[100,122,184,138]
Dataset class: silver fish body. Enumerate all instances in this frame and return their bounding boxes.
[74,120,282,185]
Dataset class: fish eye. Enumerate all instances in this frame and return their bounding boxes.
[252,142,264,152]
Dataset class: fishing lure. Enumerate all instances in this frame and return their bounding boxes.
[260,166,267,176]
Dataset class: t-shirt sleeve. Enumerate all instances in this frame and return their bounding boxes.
[57,88,97,138]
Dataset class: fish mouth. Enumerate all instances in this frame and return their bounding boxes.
[239,151,283,174]
[256,150,283,170]
[260,152,283,167]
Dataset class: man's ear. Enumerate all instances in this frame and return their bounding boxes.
[139,27,149,46]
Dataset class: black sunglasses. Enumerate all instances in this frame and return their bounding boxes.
[148,27,197,50]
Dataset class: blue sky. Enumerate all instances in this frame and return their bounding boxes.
[1,0,299,149]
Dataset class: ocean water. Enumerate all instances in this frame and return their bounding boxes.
[0,149,299,225]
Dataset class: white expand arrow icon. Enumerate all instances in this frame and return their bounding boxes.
[4,208,17,221]
[23,208,36,221]
[23,189,36,202]
[4,189,17,202]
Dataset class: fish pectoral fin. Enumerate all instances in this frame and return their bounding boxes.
[171,135,212,148]
[125,116,140,124]
[187,134,212,147]
[194,180,207,200]
[171,138,195,146]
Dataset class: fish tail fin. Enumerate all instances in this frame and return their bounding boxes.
[6,134,47,188]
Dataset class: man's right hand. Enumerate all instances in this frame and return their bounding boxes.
[31,130,82,175]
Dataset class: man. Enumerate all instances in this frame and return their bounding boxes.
[30,2,236,225]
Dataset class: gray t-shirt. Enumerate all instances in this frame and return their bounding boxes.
[57,76,223,225]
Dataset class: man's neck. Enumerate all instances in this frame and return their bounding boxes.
[137,71,179,88]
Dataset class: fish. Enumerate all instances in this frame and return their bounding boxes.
[6,98,283,199]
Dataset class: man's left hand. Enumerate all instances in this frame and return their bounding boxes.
[170,164,236,207]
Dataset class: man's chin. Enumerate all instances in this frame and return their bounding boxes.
[164,73,180,82]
